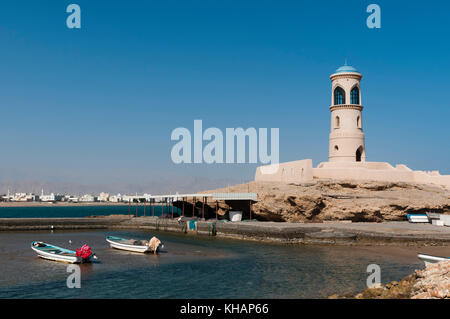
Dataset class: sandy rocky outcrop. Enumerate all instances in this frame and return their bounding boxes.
[329,260,450,299]
[205,179,450,222]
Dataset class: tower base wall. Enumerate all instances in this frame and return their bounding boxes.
[254,160,450,189]
[254,159,313,183]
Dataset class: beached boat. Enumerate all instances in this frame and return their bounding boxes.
[407,214,429,223]
[31,241,96,263]
[417,253,449,267]
[106,236,163,253]
[426,212,450,226]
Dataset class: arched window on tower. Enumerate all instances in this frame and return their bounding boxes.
[334,87,345,105]
[356,146,364,162]
[335,116,340,129]
[351,86,360,104]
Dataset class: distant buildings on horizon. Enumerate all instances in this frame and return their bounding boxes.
[0,189,159,203]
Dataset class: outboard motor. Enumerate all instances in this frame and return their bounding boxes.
[76,244,92,261]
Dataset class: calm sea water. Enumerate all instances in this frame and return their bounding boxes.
[0,207,436,299]
[0,228,431,299]
[0,205,180,218]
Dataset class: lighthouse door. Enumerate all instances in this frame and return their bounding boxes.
[356,147,362,162]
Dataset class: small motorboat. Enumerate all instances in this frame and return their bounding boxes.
[106,236,163,254]
[31,241,97,264]
[417,253,449,267]
[407,214,429,223]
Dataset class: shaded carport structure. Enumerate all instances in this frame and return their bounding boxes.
[147,193,258,220]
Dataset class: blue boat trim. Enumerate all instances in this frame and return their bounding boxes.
[106,236,128,242]
[31,241,77,255]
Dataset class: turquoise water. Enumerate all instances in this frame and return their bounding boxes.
[0,228,426,299]
[0,205,181,218]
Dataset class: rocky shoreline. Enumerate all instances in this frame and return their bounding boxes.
[205,179,450,222]
[330,260,450,299]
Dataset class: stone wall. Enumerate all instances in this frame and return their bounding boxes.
[255,159,450,189]
[254,159,313,183]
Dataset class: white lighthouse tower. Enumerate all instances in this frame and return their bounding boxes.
[328,61,366,162]
[255,60,450,188]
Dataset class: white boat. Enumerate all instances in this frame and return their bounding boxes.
[417,253,449,267]
[31,241,96,264]
[439,214,450,226]
[106,236,163,253]
[426,213,450,226]
[407,214,429,223]
[426,212,441,220]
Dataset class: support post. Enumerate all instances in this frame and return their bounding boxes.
[215,200,218,220]
[202,197,205,220]
[249,200,252,221]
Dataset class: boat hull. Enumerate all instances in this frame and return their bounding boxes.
[407,214,429,223]
[106,237,151,253]
[31,243,81,263]
[31,241,95,264]
[418,254,449,267]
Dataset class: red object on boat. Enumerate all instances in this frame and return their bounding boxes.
[76,244,92,260]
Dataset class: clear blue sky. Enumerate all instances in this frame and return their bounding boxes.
[0,0,448,192]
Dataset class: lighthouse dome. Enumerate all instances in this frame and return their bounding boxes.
[335,64,358,73]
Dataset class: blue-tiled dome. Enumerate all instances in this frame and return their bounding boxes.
[335,60,359,73]
[336,65,358,73]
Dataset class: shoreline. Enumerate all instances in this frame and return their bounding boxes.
[330,260,450,299]
[1,216,450,246]
[0,202,131,207]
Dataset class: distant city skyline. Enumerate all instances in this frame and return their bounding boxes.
[0,1,449,193]
[0,175,241,195]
